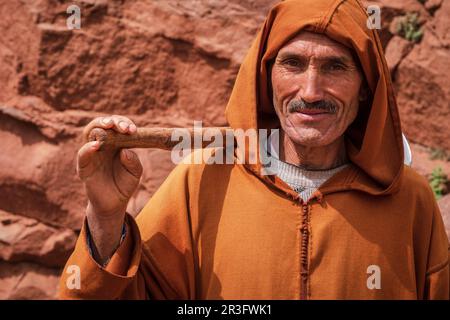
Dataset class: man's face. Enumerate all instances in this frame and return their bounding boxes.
[271,31,365,147]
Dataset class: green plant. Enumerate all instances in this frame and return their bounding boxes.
[396,12,424,43]
[429,167,448,200]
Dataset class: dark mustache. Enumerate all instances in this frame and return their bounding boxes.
[287,99,337,114]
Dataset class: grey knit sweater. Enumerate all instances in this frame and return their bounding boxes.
[264,135,349,202]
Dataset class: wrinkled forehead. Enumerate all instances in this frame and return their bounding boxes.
[276,30,357,63]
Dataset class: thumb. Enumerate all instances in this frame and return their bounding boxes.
[77,141,101,180]
[119,149,143,179]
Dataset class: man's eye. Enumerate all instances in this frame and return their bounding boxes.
[325,63,347,71]
[282,59,302,68]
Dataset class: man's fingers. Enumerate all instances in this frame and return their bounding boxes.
[77,141,101,179]
[110,149,143,199]
[82,115,137,142]
[111,115,137,134]
[119,149,143,179]
[82,117,114,142]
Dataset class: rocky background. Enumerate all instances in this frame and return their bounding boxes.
[0,0,448,299]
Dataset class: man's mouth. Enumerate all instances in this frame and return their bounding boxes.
[290,109,334,122]
[296,109,330,115]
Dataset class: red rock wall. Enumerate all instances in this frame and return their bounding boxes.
[0,0,448,299]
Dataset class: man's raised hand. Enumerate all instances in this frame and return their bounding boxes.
[77,115,143,263]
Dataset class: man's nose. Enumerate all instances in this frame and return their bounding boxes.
[299,67,325,103]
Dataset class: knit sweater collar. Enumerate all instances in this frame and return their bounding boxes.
[264,133,349,200]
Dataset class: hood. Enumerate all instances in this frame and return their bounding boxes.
[224,0,405,197]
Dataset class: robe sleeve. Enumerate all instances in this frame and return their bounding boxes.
[58,162,198,300]
[58,213,146,299]
[423,200,449,300]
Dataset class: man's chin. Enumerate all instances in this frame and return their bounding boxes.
[284,128,332,147]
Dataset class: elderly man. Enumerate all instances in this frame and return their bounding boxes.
[59,0,448,299]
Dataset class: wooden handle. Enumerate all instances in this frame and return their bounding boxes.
[88,127,232,150]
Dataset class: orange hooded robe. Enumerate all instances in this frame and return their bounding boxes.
[59,0,449,299]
